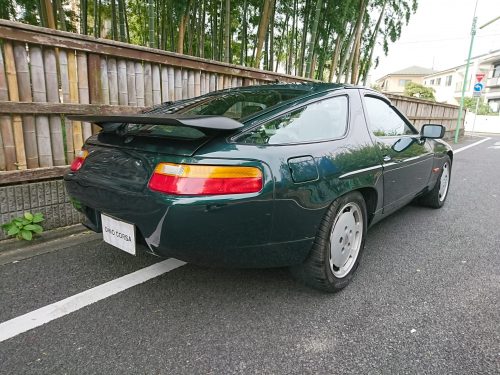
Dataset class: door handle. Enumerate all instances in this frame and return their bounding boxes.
[383,155,392,163]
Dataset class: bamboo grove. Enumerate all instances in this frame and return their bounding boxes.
[1,0,417,84]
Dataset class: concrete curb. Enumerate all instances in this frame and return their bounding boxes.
[0,224,102,265]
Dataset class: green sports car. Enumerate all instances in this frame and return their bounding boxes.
[65,83,453,292]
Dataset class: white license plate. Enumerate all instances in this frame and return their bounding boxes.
[101,214,136,255]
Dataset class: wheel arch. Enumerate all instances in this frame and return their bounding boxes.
[354,187,378,226]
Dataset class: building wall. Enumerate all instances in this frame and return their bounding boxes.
[377,75,425,94]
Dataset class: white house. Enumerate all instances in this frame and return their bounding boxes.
[423,49,500,112]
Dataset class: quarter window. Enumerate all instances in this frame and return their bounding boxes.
[445,75,452,86]
[237,96,348,144]
[364,96,415,137]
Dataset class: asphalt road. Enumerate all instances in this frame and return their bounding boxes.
[1,135,499,374]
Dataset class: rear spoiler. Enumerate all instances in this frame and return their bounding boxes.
[67,114,244,132]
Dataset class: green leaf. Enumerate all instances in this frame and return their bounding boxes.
[33,212,44,219]
[15,222,23,228]
[20,230,32,241]
[24,224,43,234]
[24,212,34,221]
[21,219,31,225]
[32,216,44,223]
[1,223,11,229]
[7,226,20,236]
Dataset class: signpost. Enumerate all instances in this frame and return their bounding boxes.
[471,80,486,134]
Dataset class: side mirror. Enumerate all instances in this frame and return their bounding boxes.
[421,124,445,139]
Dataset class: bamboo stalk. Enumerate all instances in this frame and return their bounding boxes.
[117,59,128,105]
[200,72,206,95]
[126,60,137,106]
[68,50,83,153]
[44,48,66,166]
[107,58,119,105]
[182,69,188,99]
[143,62,153,106]
[188,70,195,98]
[100,57,110,105]
[77,51,91,140]
[135,62,145,107]
[14,42,38,168]
[194,71,201,97]
[209,73,216,92]
[161,66,169,102]
[168,66,175,101]
[58,49,74,162]
[174,68,182,101]
[87,53,102,135]
[218,74,224,91]
[152,64,161,105]
[30,45,53,167]
[0,42,16,170]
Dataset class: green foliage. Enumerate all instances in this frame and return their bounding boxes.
[404,82,436,101]
[0,0,418,83]
[462,97,498,116]
[2,212,44,241]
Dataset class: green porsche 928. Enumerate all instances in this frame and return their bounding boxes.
[65,83,453,292]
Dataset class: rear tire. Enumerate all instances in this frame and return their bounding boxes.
[291,191,367,292]
[417,156,451,209]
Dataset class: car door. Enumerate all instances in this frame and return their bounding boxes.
[361,94,433,213]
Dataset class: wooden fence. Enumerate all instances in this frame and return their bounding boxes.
[0,20,463,185]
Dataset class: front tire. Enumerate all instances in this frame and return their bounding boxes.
[291,191,367,292]
[417,156,452,208]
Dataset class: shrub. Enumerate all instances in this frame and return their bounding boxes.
[1,212,44,241]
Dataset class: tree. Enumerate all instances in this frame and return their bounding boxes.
[404,82,436,101]
[463,97,497,115]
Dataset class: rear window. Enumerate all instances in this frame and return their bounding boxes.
[150,89,308,121]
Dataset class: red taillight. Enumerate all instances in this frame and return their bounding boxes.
[70,150,89,172]
[148,163,263,195]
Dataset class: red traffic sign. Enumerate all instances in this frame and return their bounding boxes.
[476,73,485,82]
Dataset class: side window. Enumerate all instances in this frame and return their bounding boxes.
[237,96,348,144]
[364,96,415,137]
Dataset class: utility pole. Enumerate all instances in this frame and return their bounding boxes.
[454,0,479,144]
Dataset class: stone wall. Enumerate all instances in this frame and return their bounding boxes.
[0,179,83,241]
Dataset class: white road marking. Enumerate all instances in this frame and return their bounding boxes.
[0,258,186,343]
[454,137,492,154]
[488,141,500,149]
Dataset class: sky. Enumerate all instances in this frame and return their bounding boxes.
[370,0,500,82]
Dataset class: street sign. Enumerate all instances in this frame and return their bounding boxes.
[475,73,485,82]
[473,91,481,97]
[473,82,484,92]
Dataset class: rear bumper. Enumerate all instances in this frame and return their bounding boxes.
[64,174,312,268]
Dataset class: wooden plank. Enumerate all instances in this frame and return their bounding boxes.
[152,64,161,105]
[218,75,224,90]
[44,48,66,166]
[126,60,137,107]
[0,20,312,83]
[29,45,53,167]
[67,50,83,153]
[0,165,69,186]
[76,51,92,140]
[161,65,169,102]
[0,42,16,170]
[117,59,128,105]
[0,102,145,114]
[135,62,145,107]
[14,42,38,168]
[144,62,153,106]
[107,58,119,105]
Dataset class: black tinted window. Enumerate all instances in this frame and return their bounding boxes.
[152,89,308,120]
[364,96,415,136]
[238,96,348,144]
